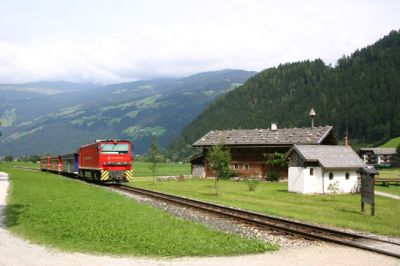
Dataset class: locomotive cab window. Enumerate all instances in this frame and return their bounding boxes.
[101,143,129,154]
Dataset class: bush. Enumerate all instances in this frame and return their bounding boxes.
[268,171,279,182]
[230,170,239,178]
[246,178,258,191]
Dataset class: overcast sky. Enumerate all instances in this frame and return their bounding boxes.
[0,0,399,84]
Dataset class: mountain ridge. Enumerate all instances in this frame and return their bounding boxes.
[0,69,256,156]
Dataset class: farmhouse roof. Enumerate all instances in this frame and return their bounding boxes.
[288,144,366,169]
[192,126,333,147]
[359,147,396,155]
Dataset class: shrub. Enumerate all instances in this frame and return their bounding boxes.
[268,171,279,182]
[230,170,239,178]
[327,181,340,201]
[327,181,340,193]
[246,178,258,191]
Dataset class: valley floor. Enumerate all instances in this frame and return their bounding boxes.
[0,172,399,265]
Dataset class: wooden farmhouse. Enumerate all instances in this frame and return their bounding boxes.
[190,125,337,179]
[286,145,366,194]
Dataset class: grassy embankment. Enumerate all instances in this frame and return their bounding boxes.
[380,136,400,148]
[131,178,400,237]
[0,164,275,257]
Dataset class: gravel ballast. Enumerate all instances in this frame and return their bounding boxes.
[108,186,314,249]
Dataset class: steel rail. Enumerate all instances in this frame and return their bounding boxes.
[113,184,400,259]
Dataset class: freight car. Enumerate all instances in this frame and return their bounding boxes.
[40,139,133,183]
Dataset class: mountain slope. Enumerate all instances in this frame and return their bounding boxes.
[176,30,400,150]
[0,70,256,156]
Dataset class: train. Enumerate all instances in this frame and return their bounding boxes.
[40,139,133,183]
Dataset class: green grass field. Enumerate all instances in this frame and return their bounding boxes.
[132,161,190,178]
[130,179,400,237]
[0,161,189,176]
[378,168,400,179]
[374,168,400,195]
[380,136,400,148]
[375,185,400,196]
[0,165,275,257]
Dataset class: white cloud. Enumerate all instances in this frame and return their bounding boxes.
[0,0,399,84]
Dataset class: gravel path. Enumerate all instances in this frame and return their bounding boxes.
[0,171,399,266]
[375,191,400,200]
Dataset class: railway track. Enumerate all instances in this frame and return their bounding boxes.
[112,184,400,259]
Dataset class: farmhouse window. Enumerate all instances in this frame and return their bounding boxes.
[345,172,350,180]
[243,163,249,170]
[329,172,334,180]
[310,168,314,176]
[233,163,239,170]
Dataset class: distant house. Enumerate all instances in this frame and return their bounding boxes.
[190,125,336,179]
[359,148,397,167]
[286,145,366,194]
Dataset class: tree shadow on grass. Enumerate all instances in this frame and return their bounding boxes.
[335,208,361,215]
[1,204,27,228]
[199,192,218,197]
[277,189,289,193]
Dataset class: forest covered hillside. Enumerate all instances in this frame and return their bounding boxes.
[172,30,400,154]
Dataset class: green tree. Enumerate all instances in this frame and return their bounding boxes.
[396,143,400,167]
[147,135,161,184]
[264,152,287,181]
[4,155,14,162]
[206,141,231,196]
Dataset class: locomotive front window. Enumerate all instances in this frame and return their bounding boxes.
[101,144,129,154]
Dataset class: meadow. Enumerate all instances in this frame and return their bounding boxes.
[2,161,399,238]
[380,136,400,148]
[130,178,400,237]
[378,168,400,179]
[374,168,400,195]
[0,165,275,257]
[132,161,190,177]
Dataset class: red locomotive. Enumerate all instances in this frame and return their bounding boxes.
[79,139,132,182]
[40,139,133,183]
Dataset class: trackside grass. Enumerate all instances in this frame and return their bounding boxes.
[1,167,275,256]
[130,179,400,237]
